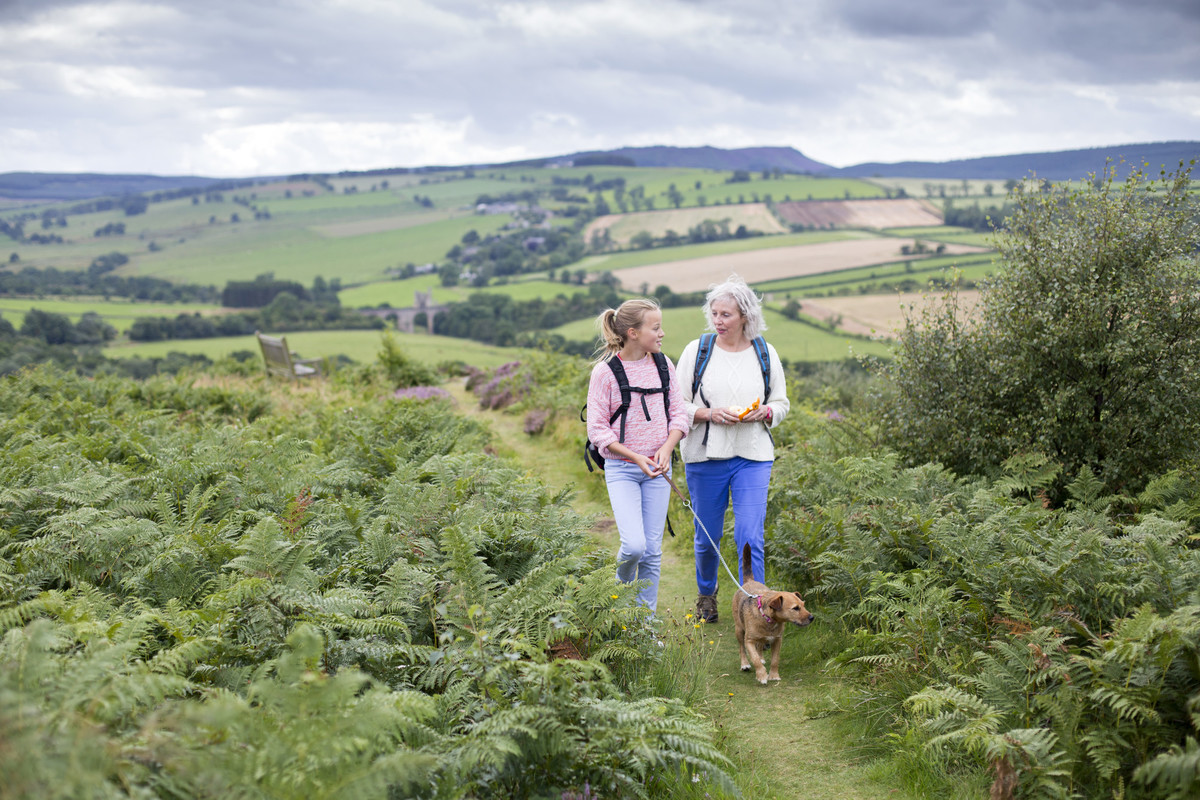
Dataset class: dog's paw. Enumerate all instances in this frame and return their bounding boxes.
[757,677,768,685]
[768,675,781,682]
[740,665,752,672]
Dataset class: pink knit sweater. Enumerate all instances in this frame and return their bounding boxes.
[586,354,689,462]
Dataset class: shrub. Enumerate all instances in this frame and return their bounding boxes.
[876,162,1200,497]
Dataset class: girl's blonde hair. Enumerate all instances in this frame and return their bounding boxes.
[702,273,767,340]
[594,298,661,362]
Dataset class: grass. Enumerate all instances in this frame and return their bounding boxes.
[104,329,526,368]
[755,253,996,296]
[595,204,787,245]
[125,211,512,286]
[444,384,975,800]
[577,230,870,275]
[550,305,893,363]
[338,275,583,308]
[0,296,224,332]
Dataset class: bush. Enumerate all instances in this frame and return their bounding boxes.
[377,330,438,388]
[876,162,1200,497]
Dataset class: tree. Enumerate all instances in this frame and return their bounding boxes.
[667,184,683,209]
[20,309,73,345]
[876,162,1200,497]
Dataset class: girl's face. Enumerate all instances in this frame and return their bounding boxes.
[710,298,745,340]
[628,309,664,354]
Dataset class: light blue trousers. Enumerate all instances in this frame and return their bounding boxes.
[685,457,773,596]
[604,459,671,612]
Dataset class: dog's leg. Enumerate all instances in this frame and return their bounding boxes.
[768,632,782,681]
[736,616,752,672]
[750,640,769,685]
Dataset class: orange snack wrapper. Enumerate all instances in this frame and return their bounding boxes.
[729,398,761,420]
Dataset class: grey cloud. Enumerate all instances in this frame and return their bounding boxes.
[0,0,1195,174]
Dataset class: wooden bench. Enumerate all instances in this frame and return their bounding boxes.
[255,331,323,380]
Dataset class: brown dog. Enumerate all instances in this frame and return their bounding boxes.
[733,544,814,684]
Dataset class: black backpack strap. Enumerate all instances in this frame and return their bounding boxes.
[652,351,671,419]
[605,356,632,442]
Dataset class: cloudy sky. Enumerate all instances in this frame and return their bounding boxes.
[1,0,1197,177]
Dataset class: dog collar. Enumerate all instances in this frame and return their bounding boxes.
[755,595,772,622]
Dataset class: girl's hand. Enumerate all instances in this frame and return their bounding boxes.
[636,454,664,478]
[652,445,673,474]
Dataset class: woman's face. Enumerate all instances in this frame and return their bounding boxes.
[628,309,664,354]
[710,298,745,340]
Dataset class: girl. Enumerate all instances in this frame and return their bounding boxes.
[586,299,688,612]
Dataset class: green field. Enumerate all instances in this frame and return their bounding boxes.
[576,230,870,275]
[337,275,586,309]
[755,252,996,296]
[3,166,969,367]
[863,177,1014,201]
[105,329,526,369]
[551,305,893,363]
[0,296,222,333]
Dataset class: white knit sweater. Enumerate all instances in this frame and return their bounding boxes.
[675,338,790,464]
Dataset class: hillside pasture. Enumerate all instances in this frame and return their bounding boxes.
[105,329,526,368]
[799,290,983,339]
[755,252,995,297]
[863,177,1014,202]
[576,230,869,277]
[608,237,991,293]
[550,305,892,363]
[338,275,579,309]
[584,203,788,246]
[311,208,466,238]
[0,296,224,333]
[774,198,943,229]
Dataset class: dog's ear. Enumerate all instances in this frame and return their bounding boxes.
[769,594,784,611]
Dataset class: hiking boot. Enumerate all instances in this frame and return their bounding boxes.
[696,593,718,623]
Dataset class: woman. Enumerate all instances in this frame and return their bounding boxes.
[676,276,789,623]
[586,298,689,613]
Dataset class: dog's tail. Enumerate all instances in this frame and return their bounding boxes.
[741,542,752,584]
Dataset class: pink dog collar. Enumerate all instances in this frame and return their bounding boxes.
[755,595,772,622]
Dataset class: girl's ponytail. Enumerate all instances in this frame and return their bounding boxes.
[592,298,660,363]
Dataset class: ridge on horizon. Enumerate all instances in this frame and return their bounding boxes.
[1,140,1196,203]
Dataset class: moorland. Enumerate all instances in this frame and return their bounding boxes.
[3,146,1200,800]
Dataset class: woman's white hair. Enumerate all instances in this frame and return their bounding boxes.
[702,273,767,340]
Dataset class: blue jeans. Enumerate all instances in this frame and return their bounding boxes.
[605,459,671,612]
[685,457,773,596]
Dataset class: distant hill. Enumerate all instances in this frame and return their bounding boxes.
[0,172,232,202]
[829,141,1200,181]
[547,145,832,173]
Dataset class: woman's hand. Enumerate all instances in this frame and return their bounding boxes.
[741,406,770,423]
[708,407,734,425]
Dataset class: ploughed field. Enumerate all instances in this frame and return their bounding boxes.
[609,237,989,293]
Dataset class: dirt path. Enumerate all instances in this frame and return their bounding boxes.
[442,379,921,799]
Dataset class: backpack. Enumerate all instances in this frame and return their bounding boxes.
[691,333,772,446]
[581,352,678,537]
[581,352,672,472]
